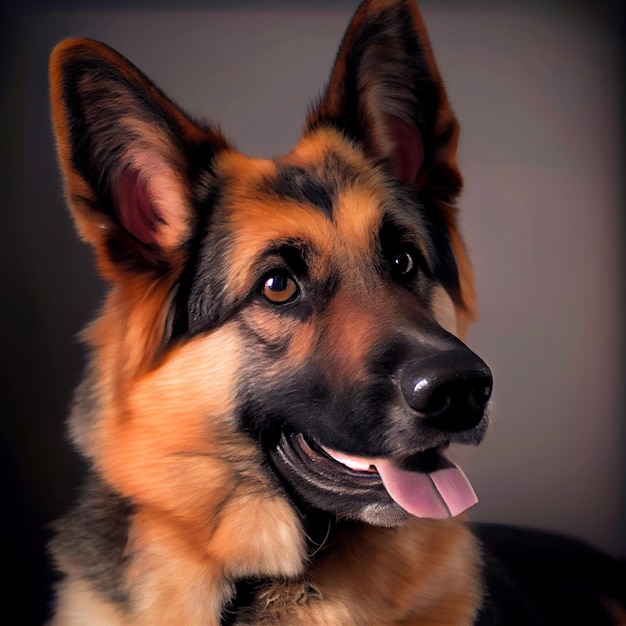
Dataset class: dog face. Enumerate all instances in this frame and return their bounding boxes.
[185,138,492,527]
[50,0,491,547]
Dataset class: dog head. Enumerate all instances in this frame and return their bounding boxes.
[50,0,491,555]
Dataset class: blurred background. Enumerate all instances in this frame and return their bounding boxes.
[1,0,623,623]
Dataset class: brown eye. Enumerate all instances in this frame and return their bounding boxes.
[392,251,414,276]
[262,273,299,304]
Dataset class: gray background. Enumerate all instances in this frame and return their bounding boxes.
[1,1,623,623]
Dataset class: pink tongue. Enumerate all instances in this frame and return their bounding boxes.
[373,458,478,519]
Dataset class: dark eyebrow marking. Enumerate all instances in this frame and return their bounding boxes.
[259,240,311,279]
[267,165,335,219]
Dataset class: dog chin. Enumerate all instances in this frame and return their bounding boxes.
[356,502,411,527]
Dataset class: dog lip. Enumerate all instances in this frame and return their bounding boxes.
[273,430,385,489]
[288,431,450,478]
[293,433,382,481]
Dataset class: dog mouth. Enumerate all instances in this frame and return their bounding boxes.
[270,430,478,523]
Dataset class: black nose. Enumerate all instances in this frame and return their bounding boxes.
[400,349,492,432]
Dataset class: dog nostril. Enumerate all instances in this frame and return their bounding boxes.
[471,385,492,409]
[401,350,493,432]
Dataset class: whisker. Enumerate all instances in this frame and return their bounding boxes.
[307,518,333,558]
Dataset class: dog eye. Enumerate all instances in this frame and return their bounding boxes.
[391,250,415,276]
[262,273,299,304]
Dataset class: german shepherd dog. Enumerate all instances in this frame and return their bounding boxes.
[48,0,625,624]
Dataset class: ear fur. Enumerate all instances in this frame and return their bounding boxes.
[307,0,461,201]
[49,39,230,280]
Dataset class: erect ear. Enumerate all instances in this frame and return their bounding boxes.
[50,39,230,280]
[307,0,461,202]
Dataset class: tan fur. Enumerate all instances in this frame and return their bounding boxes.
[48,2,489,624]
[50,579,128,626]
[220,133,388,304]
[443,218,477,337]
[235,518,481,625]
[310,518,482,626]
[97,330,305,556]
[53,520,481,626]
[431,285,459,336]
[65,326,307,625]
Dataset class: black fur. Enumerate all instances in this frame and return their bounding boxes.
[269,165,336,219]
[474,523,626,625]
[169,182,227,340]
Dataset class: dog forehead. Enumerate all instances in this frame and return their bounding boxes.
[217,133,388,264]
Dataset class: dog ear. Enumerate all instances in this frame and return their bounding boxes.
[307,0,461,202]
[49,39,230,281]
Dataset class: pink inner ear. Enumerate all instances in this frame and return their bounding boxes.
[385,116,426,188]
[114,169,159,245]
